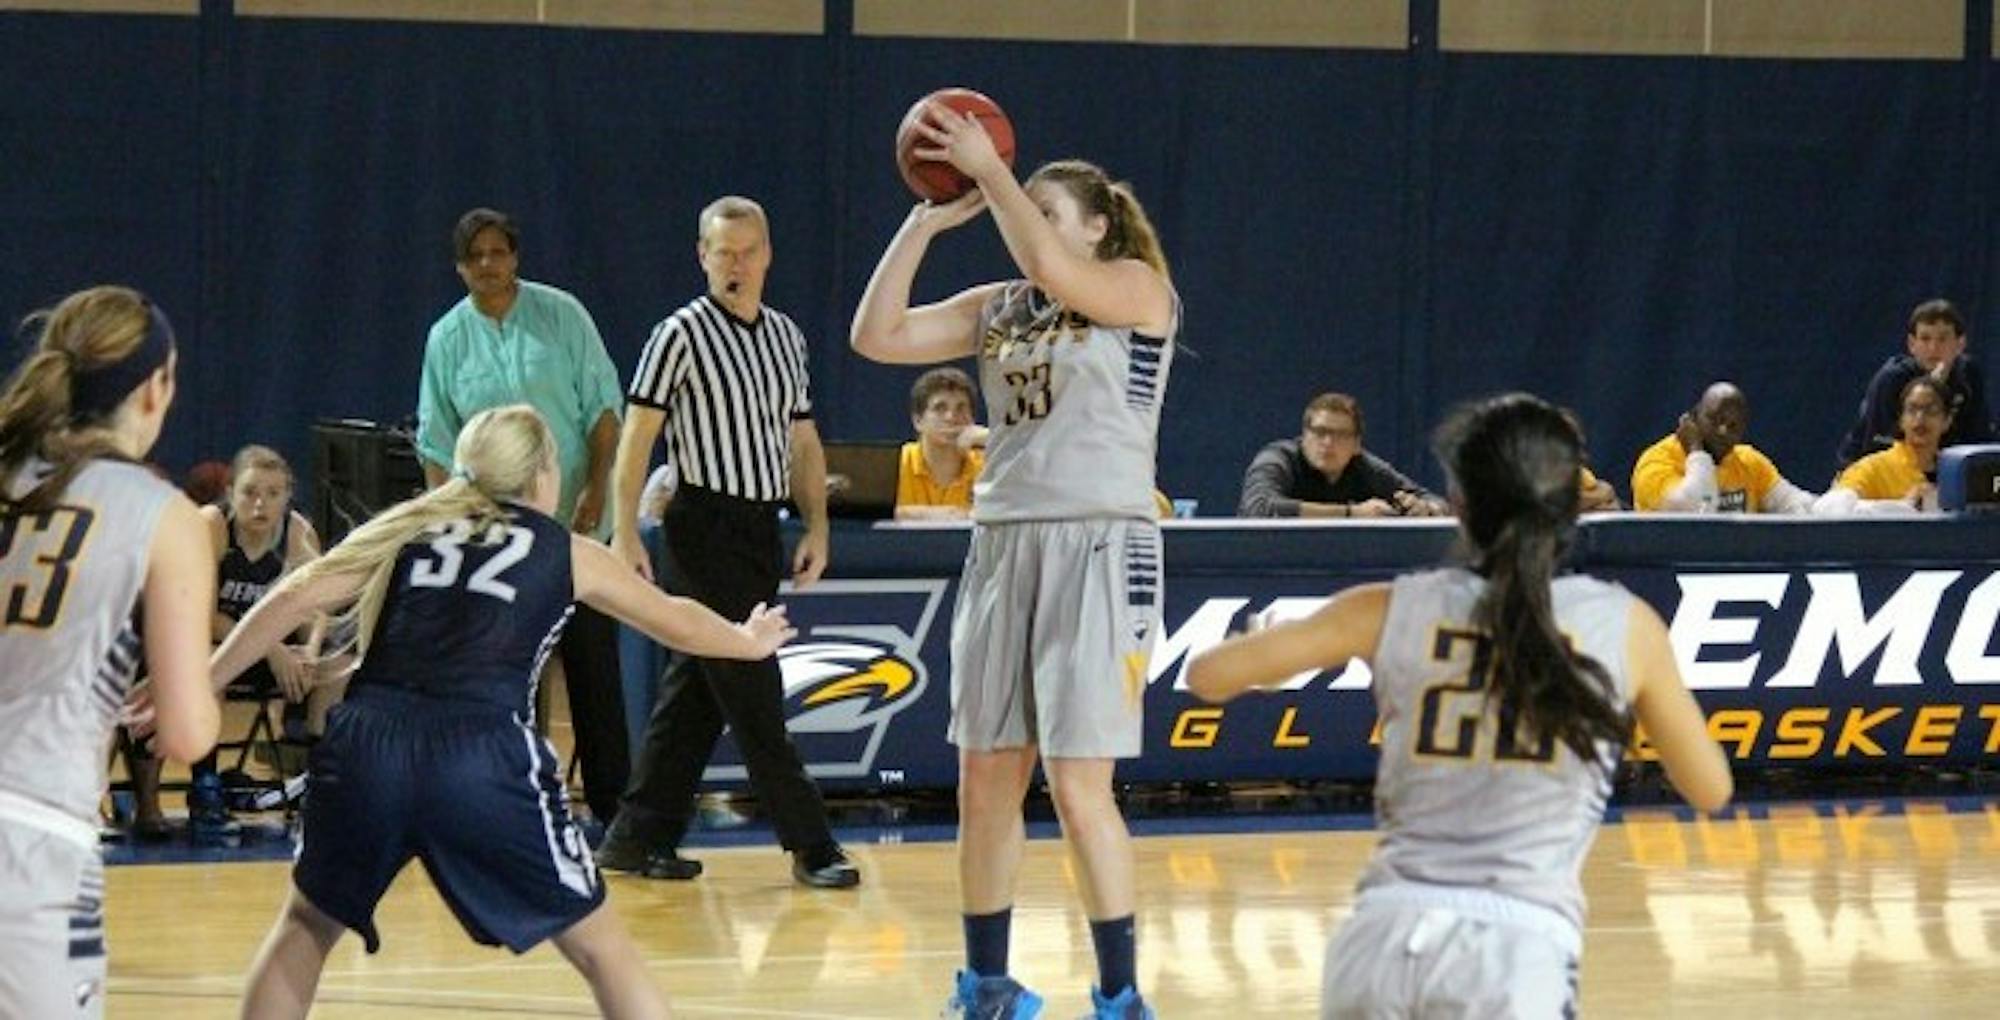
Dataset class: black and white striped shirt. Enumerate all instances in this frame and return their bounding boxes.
[627,295,812,502]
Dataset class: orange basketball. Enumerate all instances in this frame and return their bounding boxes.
[895,88,1015,203]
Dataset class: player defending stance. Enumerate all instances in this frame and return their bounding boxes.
[0,286,219,1017]
[209,405,794,1020]
[1189,393,1733,1018]
[852,105,1177,1019]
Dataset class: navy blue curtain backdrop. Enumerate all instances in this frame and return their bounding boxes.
[2,5,1994,513]
[0,13,211,449]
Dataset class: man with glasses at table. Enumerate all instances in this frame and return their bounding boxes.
[1237,391,1446,518]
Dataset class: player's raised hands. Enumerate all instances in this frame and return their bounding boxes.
[912,102,1011,183]
[908,188,988,235]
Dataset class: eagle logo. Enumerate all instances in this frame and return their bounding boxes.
[779,640,923,735]
[704,579,948,783]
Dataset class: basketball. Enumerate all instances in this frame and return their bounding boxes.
[895,87,1015,203]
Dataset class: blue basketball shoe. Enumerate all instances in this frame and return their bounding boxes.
[1083,985,1153,1019]
[943,969,1044,1018]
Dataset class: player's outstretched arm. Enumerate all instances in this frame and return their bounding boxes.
[1627,601,1732,812]
[1187,584,1390,704]
[210,560,368,694]
[572,535,795,661]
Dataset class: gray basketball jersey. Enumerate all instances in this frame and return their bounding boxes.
[1360,567,1634,930]
[972,281,1174,522]
[0,459,173,831]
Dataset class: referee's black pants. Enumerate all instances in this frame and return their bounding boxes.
[615,484,836,855]
[556,604,630,824]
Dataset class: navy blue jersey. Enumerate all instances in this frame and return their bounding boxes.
[351,505,574,715]
[217,509,289,621]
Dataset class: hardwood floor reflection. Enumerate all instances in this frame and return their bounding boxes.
[105,801,2000,1017]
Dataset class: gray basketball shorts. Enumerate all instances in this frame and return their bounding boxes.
[948,518,1162,758]
[0,822,106,1019]
[1321,887,1581,1019]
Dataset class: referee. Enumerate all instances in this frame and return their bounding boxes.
[594,196,858,889]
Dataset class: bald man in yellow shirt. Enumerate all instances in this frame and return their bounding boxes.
[1632,382,1816,513]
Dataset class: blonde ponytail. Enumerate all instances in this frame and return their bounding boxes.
[300,404,558,660]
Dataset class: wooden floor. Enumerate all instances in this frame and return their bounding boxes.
[101,801,2000,1017]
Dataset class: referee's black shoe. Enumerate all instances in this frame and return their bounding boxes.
[793,843,860,889]
[595,836,703,880]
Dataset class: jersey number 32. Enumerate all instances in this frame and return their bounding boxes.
[408,521,535,603]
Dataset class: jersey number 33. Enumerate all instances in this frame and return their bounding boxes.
[0,505,96,630]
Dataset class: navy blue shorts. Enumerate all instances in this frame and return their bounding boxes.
[293,688,604,954]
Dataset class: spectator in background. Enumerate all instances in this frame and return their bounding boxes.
[1576,468,1620,512]
[187,445,323,840]
[1560,408,1622,512]
[1816,375,1952,514]
[1837,299,1994,469]
[896,367,986,521]
[1239,392,1446,518]
[1633,381,1815,513]
[415,206,630,825]
[123,453,299,842]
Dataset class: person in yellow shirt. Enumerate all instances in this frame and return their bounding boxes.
[1815,375,1952,514]
[1560,407,1622,511]
[1631,382,1815,513]
[895,367,986,520]
[1578,466,1621,512]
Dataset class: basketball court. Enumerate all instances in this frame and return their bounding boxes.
[99,773,2000,1017]
[12,8,1998,1020]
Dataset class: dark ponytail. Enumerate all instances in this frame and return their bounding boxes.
[1436,393,1631,765]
